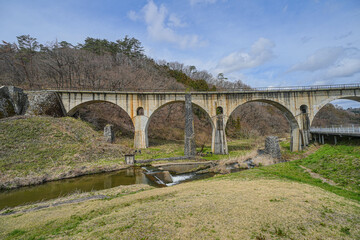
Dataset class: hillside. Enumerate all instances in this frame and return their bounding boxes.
[312,104,360,127]
[0,116,130,189]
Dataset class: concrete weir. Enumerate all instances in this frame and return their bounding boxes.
[46,84,360,154]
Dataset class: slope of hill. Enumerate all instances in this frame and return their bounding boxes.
[0,116,130,189]
[312,104,360,127]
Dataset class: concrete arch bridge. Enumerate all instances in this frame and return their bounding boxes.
[50,84,360,154]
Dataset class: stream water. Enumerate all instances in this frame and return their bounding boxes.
[0,165,214,210]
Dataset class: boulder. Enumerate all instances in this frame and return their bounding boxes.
[25,91,65,117]
[0,86,28,118]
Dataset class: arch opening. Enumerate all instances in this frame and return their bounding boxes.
[226,100,298,152]
[216,106,223,115]
[146,101,214,151]
[300,105,308,114]
[68,100,135,139]
[311,98,360,128]
[137,107,144,116]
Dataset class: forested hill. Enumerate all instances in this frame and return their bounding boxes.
[0,35,248,91]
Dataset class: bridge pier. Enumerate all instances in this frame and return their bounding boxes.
[290,128,302,151]
[184,94,196,157]
[212,115,228,154]
[133,115,149,149]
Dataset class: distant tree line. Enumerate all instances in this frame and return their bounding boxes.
[0,35,249,91]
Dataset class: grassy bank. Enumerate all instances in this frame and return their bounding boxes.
[1,133,359,239]
[247,140,360,201]
[1,171,359,239]
[0,116,260,189]
[0,116,130,189]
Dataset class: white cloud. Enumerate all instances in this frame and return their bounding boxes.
[289,47,345,72]
[127,10,139,21]
[214,38,275,74]
[289,46,360,80]
[190,0,217,6]
[168,14,186,28]
[128,0,205,49]
[324,58,360,79]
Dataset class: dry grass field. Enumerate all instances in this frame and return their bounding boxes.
[1,172,359,240]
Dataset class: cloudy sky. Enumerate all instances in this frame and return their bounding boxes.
[1,0,359,106]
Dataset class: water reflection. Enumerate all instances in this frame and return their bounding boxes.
[0,167,151,210]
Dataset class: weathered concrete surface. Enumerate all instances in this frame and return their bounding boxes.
[146,171,173,184]
[46,86,360,152]
[264,136,282,159]
[213,114,228,154]
[133,115,148,149]
[184,94,196,157]
[25,91,65,117]
[0,86,28,118]
[125,155,135,165]
[104,124,115,143]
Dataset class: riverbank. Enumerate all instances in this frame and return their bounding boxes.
[1,165,359,239]
[0,116,132,190]
[1,133,359,239]
[0,116,260,190]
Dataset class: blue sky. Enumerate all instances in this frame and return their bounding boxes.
[1,0,360,107]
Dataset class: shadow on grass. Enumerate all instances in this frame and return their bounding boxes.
[148,138,184,147]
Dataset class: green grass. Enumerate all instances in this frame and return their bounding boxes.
[299,140,360,193]
[200,138,259,161]
[0,117,128,189]
[217,140,360,201]
[135,139,185,160]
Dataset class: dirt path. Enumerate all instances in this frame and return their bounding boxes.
[299,165,337,186]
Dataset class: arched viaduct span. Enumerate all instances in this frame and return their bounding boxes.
[51,84,360,154]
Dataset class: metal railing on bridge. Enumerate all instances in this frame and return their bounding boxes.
[310,125,360,136]
[30,83,360,93]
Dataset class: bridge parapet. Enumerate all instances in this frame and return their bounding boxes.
[310,125,360,137]
[46,83,360,93]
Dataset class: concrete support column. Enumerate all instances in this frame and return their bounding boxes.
[212,115,228,154]
[304,130,309,146]
[314,134,317,143]
[290,128,301,152]
[184,94,196,157]
[321,135,325,145]
[319,134,321,144]
[133,115,149,149]
[334,136,337,145]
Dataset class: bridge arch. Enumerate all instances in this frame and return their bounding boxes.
[145,100,214,147]
[312,96,360,125]
[226,99,302,151]
[67,99,131,120]
[67,99,135,136]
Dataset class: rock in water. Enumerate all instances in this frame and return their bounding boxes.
[104,124,115,143]
[265,136,282,159]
